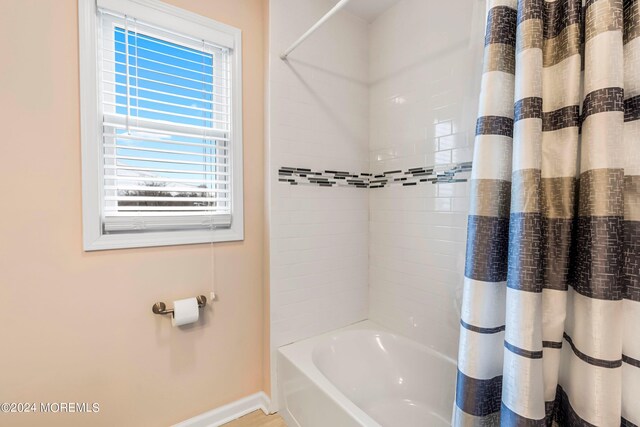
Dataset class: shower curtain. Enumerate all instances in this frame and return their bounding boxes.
[454,0,639,425]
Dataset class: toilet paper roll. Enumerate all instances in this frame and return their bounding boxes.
[172,297,199,327]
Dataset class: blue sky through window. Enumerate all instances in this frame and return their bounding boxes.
[112,26,225,189]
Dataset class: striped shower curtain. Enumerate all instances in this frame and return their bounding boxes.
[454,0,639,425]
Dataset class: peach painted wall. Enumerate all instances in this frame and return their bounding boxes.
[262,0,272,399]
[0,1,266,426]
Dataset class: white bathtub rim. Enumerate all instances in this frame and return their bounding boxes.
[279,321,383,427]
[277,319,456,427]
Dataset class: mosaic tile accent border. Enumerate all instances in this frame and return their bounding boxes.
[277,162,472,189]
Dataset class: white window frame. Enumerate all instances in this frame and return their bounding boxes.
[79,0,243,251]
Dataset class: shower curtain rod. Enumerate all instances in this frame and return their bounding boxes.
[279,0,352,60]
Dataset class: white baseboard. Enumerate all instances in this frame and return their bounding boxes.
[173,392,271,427]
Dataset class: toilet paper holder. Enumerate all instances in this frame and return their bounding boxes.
[152,295,207,317]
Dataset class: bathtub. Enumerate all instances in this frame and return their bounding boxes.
[277,320,456,427]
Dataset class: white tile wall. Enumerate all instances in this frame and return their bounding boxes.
[267,0,487,408]
[267,0,370,403]
[368,0,486,359]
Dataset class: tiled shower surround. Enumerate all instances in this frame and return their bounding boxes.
[368,0,485,358]
[268,0,486,402]
[267,0,369,405]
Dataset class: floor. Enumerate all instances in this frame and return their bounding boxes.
[222,410,287,427]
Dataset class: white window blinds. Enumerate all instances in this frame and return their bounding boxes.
[98,8,232,233]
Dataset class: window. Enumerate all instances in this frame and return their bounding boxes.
[79,0,243,250]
